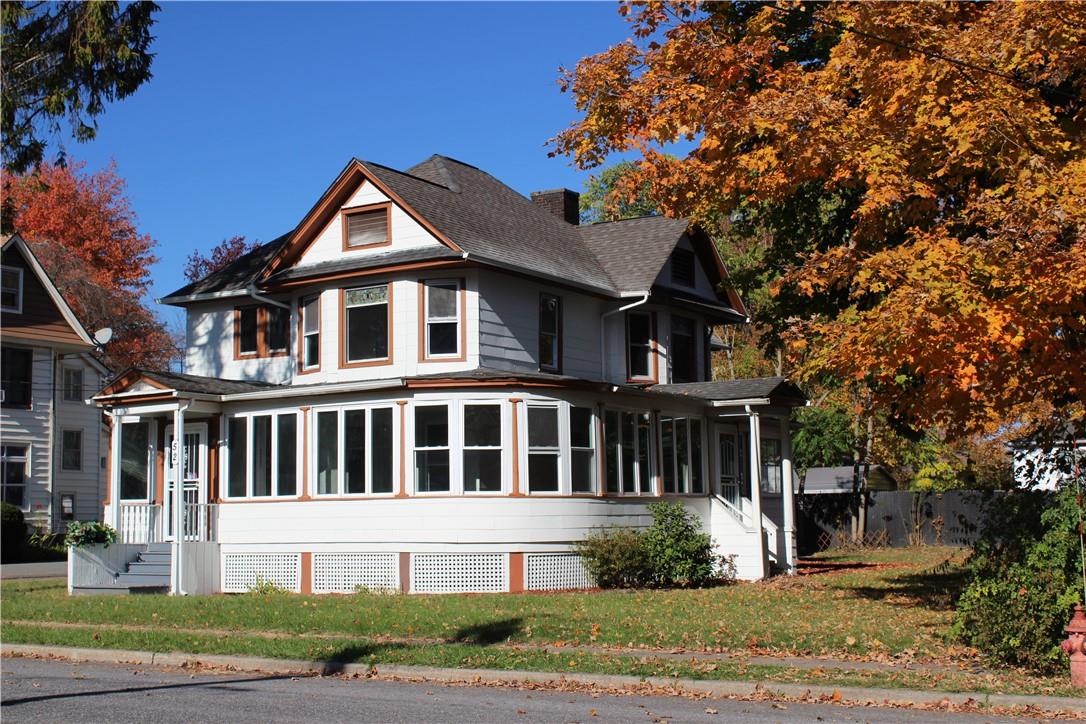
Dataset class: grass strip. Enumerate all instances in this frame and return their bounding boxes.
[4,622,1081,699]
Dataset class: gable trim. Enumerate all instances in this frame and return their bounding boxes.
[687,226,749,318]
[97,369,172,398]
[1,233,96,347]
[261,160,462,281]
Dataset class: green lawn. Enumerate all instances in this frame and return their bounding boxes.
[1,547,1078,698]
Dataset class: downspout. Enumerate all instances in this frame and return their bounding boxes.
[50,349,57,532]
[600,292,650,381]
[245,282,290,310]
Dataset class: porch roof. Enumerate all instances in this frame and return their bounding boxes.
[650,377,808,407]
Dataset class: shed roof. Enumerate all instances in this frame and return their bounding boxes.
[651,377,807,405]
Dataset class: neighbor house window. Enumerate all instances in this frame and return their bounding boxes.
[463,403,502,493]
[527,405,560,493]
[670,316,697,383]
[539,294,561,372]
[226,411,300,499]
[670,248,696,287]
[342,204,391,249]
[569,406,596,494]
[415,404,450,493]
[603,410,653,495]
[1,445,28,508]
[62,367,83,402]
[235,304,290,359]
[660,417,705,494]
[119,421,150,500]
[1,347,32,408]
[761,438,782,494]
[422,280,461,358]
[1,266,23,312]
[343,284,390,364]
[626,311,655,380]
[61,429,82,471]
[300,295,320,370]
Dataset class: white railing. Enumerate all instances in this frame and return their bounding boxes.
[118,504,163,544]
[182,503,218,542]
[713,493,754,529]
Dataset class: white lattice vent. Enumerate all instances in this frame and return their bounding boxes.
[526,553,593,591]
[411,553,507,593]
[313,553,399,593]
[222,553,301,593]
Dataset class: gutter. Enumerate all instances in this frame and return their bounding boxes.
[462,251,633,300]
[600,292,650,380]
[245,282,290,310]
[157,289,251,306]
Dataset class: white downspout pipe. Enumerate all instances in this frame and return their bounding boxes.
[245,282,290,310]
[780,415,797,574]
[745,404,766,579]
[600,292,650,381]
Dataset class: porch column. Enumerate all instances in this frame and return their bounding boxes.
[779,415,797,574]
[108,411,122,531]
[171,402,188,595]
[746,407,766,577]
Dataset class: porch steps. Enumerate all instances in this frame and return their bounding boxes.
[114,543,171,591]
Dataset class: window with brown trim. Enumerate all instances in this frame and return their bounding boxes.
[342,203,391,249]
[343,284,390,364]
[539,294,561,373]
[626,311,655,381]
[234,304,291,359]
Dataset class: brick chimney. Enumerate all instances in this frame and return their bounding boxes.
[530,188,580,225]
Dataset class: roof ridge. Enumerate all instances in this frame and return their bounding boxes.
[364,158,458,193]
[579,214,684,227]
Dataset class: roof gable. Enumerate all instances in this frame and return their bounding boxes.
[1,233,95,348]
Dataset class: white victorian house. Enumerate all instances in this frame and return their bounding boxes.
[82,155,805,595]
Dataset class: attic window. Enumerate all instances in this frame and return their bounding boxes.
[670,249,696,288]
[342,204,391,249]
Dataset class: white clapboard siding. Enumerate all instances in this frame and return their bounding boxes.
[0,346,53,528]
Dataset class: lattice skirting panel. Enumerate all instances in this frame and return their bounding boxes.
[313,553,399,593]
[525,553,594,591]
[222,553,301,593]
[411,553,507,593]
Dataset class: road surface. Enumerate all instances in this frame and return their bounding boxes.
[0,656,1040,723]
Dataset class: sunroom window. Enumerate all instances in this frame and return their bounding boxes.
[415,404,450,492]
[119,421,150,501]
[463,403,501,493]
[569,406,596,494]
[228,413,299,498]
[761,438,783,494]
[527,405,560,493]
[344,285,390,363]
[312,406,394,496]
[603,409,653,495]
[660,417,705,494]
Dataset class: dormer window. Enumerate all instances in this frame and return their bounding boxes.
[235,304,290,359]
[342,203,391,249]
[670,248,695,288]
[1,266,23,313]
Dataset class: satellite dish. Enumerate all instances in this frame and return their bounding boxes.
[94,327,113,345]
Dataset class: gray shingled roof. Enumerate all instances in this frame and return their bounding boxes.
[651,377,807,404]
[160,233,291,302]
[160,155,719,303]
[140,370,276,396]
[267,246,462,285]
[577,216,690,293]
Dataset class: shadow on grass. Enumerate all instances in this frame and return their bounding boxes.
[796,560,880,576]
[845,562,968,611]
[319,642,408,674]
[448,617,523,646]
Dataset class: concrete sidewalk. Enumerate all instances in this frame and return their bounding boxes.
[3,643,1083,716]
[0,561,66,580]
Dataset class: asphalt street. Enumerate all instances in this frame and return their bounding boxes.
[0,657,1043,723]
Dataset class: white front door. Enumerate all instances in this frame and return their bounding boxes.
[164,423,208,541]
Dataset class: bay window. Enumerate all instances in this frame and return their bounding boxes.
[527,404,560,493]
[343,284,390,364]
[463,403,502,492]
[422,280,461,358]
[227,412,300,498]
[415,404,450,492]
[300,295,320,370]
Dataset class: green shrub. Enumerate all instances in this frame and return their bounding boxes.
[574,527,651,588]
[64,521,117,549]
[952,487,1083,672]
[1,502,27,562]
[575,501,734,589]
[248,576,289,594]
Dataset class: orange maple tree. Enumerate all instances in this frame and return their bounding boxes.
[554,1,1086,439]
[3,160,178,371]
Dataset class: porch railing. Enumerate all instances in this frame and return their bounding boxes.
[118,502,218,543]
[118,504,163,544]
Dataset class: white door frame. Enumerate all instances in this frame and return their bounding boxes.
[163,422,208,541]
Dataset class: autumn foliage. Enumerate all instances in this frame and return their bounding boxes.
[3,161,178,370]
[184,235,259,283]
[554,1,1086,439]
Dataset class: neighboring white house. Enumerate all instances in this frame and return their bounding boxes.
[1012,437,1085,491]
[1,233,109,532]
[85,155,807,596]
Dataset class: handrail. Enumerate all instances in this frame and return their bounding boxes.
[711,494,755,530]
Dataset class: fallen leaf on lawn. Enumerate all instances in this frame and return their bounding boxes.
[590,708,598,717]
[704,707,718,714]
[831,689,842,702]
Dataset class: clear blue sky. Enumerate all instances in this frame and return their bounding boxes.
[63,1,635,329]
